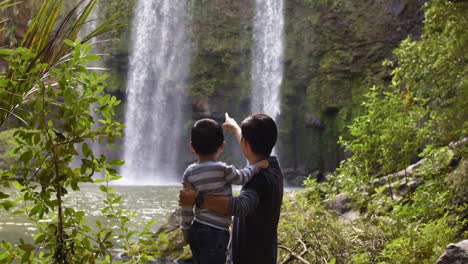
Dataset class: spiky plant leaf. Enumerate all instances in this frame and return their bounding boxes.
[0,0,123,127]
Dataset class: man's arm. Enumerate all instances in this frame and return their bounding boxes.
[179,173,194,244]
[203,189,260,216]
[223,113,242,143]
[179,182,261,216]
[180,205,194,243]
[179,183,230,213]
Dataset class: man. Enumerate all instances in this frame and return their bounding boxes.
[180,113,284,264]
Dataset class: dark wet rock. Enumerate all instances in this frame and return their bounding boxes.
[305,113,324,129]
[326,193,353,215]
[283,166,315,186]
[286,175,307,187]
[437,240,468,264]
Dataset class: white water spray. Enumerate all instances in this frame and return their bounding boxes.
[251,0,285,121]
[121,0,190,185]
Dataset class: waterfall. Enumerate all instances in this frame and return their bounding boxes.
[121,0,190,185]
[251,0,285,121]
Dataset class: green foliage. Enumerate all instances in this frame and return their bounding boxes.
[280,0,468,263]
[0,38,160,263]
[0,129,17,170]
[279,173,466,263]
[334,86,428,204]
[278,184,386,264]
[0,2,165,262]
[0,39,107,262]
[334,0,467,204]
[389,0,468,145]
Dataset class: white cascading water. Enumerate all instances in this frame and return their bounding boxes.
[121,0,190,185]
[251,0,285,121]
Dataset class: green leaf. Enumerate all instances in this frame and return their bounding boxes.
[64,39,75,47]
[101,207,110,214]
[110,175,122,181]
[99,185,107,192]
[86,54,100,61]
[112,196,122,204]
[1,200,14,210]
[82,142,92,158]
[18,244,35,251]
[0,48,12,57]
[29,204,41,216]
[13,181,23,190]
[0,192,9,199]
[19,150,33,164]
[146,220,157,226]
[109,159,125,166]
[0,251,8,261]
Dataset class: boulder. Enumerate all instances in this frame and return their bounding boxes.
[436,240,468,264]
[152,208,193,262]
[326,193,352,215]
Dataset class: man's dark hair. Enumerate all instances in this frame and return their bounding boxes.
[241,113,277,157]
[191,119,224,155]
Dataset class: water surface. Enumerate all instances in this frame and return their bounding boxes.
[0,185,180,244]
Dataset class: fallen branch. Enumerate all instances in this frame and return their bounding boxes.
[373,137,468,186]
[278,244,310,264]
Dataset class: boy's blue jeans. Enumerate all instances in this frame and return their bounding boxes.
[189,220,230,264]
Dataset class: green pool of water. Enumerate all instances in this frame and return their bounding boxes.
[0,185,180,245]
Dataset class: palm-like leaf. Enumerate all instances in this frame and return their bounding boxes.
[0,0,123,127]
[0,0,21,9]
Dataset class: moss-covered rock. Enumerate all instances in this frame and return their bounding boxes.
[150,208,192,262]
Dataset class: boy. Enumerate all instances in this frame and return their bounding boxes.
[180,118,268,264]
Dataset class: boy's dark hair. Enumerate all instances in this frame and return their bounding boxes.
[191,119,224,155]
[241,113,277,157]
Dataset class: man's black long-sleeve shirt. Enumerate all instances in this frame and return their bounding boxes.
[228,156,284,264]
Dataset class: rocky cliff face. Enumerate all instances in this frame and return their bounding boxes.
[2,0,428,185]
[278,0,427,182]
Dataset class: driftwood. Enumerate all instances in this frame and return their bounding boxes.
[278,241,310,264]
[372,158,427,186]
[326,137,468,214]
[373,137,468,187]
